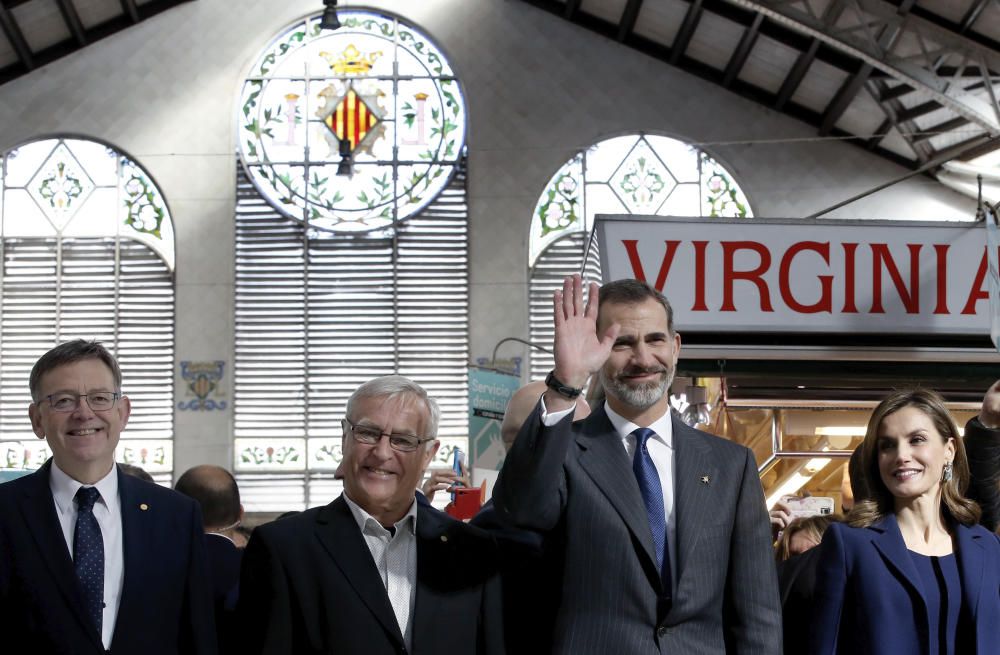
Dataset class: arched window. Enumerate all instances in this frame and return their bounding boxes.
[528,134,753,379]
[233,10,469,510]
[0,136,176,481]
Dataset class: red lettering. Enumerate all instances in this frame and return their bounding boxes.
[870,244,921,314]
[962,248,990,315]
[933,244,949,315]
[721,241,773,312]
[692,241,708,311]
[779,242,832,313]
[622,239,681,292]
[842,243,858,313]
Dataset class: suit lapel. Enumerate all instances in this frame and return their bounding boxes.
[672,418,718,587]
[412,505,448,647]
[113,470,151,647]
[869,515,928,622]
[955,523,985,617]
[314,496,405,647]
[576,407,660,586]
[18,461,105,651]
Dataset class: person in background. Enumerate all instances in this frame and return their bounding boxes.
[176,465,245,655]
[774,514,839,562]
[472,379,590,654]
[119,462,155,483]
[964,379,1000,531]
[238,375,504,655]
[810,388,1000,655]
[0,339,216,655]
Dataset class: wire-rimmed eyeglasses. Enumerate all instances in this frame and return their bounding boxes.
[42,392,121,413]
[342,417,434,453]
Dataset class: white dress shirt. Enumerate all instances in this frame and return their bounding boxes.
[344,494,419,649]
[541,397,677,593]
[49,462,124,649]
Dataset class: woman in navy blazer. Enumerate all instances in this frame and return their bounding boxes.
[810,388,1000,655]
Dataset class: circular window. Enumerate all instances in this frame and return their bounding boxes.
[238,10,467,232]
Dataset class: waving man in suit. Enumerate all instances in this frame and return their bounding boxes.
[493,275,781,654]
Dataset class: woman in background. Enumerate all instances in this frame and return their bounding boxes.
[810,388,1000,655]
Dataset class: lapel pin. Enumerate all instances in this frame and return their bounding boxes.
[700,475,710,484]
[139,503,149,511]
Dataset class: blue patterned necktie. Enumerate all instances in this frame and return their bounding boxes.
[74,486,104,635]
[631,427,672,596]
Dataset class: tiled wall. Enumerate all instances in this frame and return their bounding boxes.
[0,0,976,476]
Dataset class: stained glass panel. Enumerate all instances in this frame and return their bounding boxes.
[239,10,466,232]
[528,134,753,267]
[1,137,175,269]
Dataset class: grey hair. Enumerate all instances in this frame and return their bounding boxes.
[345,375,440,444]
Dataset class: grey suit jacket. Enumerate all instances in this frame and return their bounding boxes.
[493,403,781,654]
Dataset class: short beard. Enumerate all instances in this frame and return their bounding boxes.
[600,366,673,410]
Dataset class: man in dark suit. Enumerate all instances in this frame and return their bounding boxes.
[176,465,246,655]
[494,275,781,653]
[966,379,1000,531]
[0,339,217,655]
[238,375,504,655]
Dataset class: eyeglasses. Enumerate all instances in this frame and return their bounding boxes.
[42,392,121,413]
[343,417,434,453]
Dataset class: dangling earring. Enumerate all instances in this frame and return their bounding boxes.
[942,461,953,483]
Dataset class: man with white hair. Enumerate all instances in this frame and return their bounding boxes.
[238,375,504,655]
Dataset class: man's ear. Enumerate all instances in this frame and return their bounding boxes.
[423,440,441,468]
[117,395,132,429]
[28,403,45,439]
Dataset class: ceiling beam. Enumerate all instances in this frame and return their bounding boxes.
[896,100,942,122]
[958,0,990,34]
[617,0,644,42]
[55,0,87,47]
[819,0,914,136]
[879,83,914,102]
[120,0,140,24]
[0,3,32,70]
[909,116,971,143]
[774,40,817,110]
[820,63,873,135]
[723,12,763,87]
[670,0,703,65]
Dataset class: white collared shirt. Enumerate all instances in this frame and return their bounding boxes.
[541,397,677,592]
[344,493,419,649]
[49,461,124,649]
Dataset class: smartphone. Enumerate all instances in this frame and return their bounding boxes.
[781,495,834,519]
[451,448,465,501]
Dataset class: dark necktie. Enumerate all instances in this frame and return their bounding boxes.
[74,486,104,634]
[631,427,672,595]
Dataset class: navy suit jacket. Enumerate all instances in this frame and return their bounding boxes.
[493,403,781,654]
[237,494,505,655]
[0,460,217,655]
[810,515,1000,655]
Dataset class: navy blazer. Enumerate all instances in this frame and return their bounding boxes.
[810,515,1000,655]
[237,494,505,655]
[0,460,218,655]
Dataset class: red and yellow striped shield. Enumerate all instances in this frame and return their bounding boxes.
[324,89,379,151]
